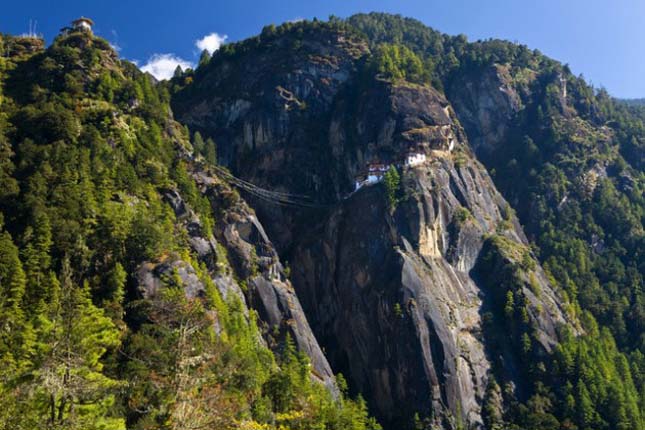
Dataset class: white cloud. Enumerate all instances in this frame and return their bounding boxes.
[195,32,227,54]
[139,32,226,80]
[140,54,194,80]
[109,30,122,52]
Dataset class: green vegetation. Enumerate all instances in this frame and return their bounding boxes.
[191,131,217,164]
[0,30,378,430]
[393,303,403,319]
[453,206,473,225]
[478,235,537,359]
[1,13,643,430]
[347,12,554,91]
[366,44,431,85]
[618,98,645,107]
[477,236,643,430]
[383,166,402,210]
[346,13,644,429]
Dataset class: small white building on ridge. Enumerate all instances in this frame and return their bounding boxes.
[405,152,426,167]
[72,17,94,33]
[355,162,390,191]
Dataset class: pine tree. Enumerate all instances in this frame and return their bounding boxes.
[173,65,183,79]
[204,137,217,165]
[192,131,205,156]
[503,290,516,324]
[103,262,126,321]
[0,230,30,372]
[0,136,18,200]
[383,166,401,210]
[198,49,211,68]
[0,230,38,430]
[575,380,595,429]
[34,257,124,430]
[21,210,53,308]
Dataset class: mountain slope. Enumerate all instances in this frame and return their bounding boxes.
[166,17,632,428]
[0,28,376,430]
[172,15,643,430]
[0,13,643,430]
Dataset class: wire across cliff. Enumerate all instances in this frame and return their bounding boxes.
[208,164,332,209]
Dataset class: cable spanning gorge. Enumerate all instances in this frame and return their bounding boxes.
[205,162,328,208]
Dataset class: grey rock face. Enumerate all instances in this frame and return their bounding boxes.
[137,258,205,300]
[138,180,337,391]
[447,64,523,157]
[290,152,568,428]
[174,30,369,251]
[329,80,466,191]
[172,30,571,430]
[191,168,338,391]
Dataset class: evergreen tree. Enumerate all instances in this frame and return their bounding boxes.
[103,262,126,321]
[21,210,53,308]
[383,166,401,209]
[0,137,18,200]
[33,257,123,430]
[204,137,217,165]
[192,131,205,155]
[0,230,31,380]
[198,49,211,68]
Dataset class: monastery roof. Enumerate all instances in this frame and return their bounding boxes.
[72,17,94,26]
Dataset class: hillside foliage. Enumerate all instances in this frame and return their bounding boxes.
[346,12,644,430]
[0,13,643,430]
[0,30,379,430]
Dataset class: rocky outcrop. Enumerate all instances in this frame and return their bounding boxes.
[135,174,337,392]
[329,80,465,187]
[447,64,524,158]
[173,28,369,251]
[190,166,338,391]
[173,26,572,430]
[289,139,568,429]
[2,35,45,58]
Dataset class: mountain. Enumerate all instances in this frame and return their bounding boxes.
[619,98,645,107]
[1,12,643,430]
[0,27,375,430]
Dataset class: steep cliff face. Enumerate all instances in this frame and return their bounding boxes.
[173,27,369,250]
[192,162,339,390]
[287,83,568,428]
[447,64,524,158]
[135,156,338,391]
[173,25,573,429]
[290,157,569,427]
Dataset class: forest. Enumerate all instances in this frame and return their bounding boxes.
[0,29,377,430]
[0,12,643,430]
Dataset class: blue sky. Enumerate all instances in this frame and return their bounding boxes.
[2,0,644,97]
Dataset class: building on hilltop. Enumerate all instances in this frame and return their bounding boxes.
[72,17,94,32]
[60,17,94,35]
